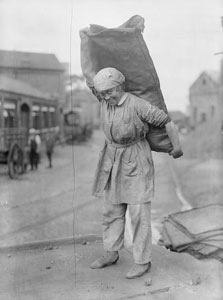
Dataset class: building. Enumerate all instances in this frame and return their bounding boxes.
[189,69,222,128]
[0,50,66,132]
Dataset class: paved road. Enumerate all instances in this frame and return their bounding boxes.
[1,131,222,300]
[2,242,223,300]
[0,130,184,248]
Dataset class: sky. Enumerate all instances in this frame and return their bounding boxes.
[0,0,222,112]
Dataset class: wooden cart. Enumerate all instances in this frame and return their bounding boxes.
[0,128,28,179]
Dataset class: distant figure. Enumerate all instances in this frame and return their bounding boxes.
[45,133,55,168]
[55,126,61,143]
[28,128,39,170]
[35,130,42,164]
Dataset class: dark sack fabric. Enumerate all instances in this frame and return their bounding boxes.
[80,15,173,152]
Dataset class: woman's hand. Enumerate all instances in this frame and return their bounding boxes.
[169,148,183,159]
[165,121,183,159]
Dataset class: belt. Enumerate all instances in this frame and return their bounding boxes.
[106,136,145,149]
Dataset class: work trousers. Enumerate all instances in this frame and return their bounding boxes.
[46,151,53,168]
[102,199,152,264]
[30,150,39,170]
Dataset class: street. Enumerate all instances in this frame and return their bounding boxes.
[0,130,185,249]
[1,130,223,300]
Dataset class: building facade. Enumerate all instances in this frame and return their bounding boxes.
[0,50,66,132]
[189,69,222,128]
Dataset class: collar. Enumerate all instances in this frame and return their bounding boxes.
[117,92,128,106]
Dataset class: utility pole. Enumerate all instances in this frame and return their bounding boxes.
[214,17,223,56]
[220,17,223,131]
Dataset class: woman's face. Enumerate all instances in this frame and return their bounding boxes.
[99,85,124,106]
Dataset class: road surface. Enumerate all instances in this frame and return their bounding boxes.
[0,130,188,248]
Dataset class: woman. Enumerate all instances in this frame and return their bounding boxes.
[90,67,183,279]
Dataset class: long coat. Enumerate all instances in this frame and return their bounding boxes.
[92,93,170,204]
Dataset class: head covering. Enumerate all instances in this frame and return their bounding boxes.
[93,67,125,92]
[29,128,36,134]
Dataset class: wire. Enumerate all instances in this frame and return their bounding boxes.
[69,0,77,285]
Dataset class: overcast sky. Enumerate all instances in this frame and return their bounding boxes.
[0,0,222,112]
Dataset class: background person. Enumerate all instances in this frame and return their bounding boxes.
[45,132,55,168]
[28,128,39,170]
[35,129,42,164]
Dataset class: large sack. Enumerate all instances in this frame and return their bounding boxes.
[80,15,173,152]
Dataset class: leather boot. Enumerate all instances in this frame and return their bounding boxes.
[90,251,119,269]
[126,262,151,279]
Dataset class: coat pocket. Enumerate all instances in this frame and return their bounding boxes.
[122,160,138,177]
[122,148,138,177]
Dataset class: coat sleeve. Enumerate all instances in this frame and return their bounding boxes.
[135,98,171,127]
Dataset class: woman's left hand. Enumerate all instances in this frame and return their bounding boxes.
[169,148,183,159]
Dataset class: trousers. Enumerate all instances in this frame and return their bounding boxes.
[102,199,152,264]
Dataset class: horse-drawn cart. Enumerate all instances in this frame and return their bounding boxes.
[0,128,27,179]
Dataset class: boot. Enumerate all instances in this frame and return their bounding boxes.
[126,262,151,279]
[90,251,119,269]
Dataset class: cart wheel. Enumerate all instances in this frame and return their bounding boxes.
[7,143,24,179]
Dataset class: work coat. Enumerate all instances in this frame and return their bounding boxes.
[92,93,170,204]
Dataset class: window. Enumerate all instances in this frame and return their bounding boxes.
[4,109,15,128]
[4,101,16,128]
[49,107,56,127]
[32,105,41,129]
[42,107,48,128]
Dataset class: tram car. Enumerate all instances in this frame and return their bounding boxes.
[64,108,93,143]
[0,75,59,178]
[0,127,27,179]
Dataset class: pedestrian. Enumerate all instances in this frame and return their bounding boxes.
[35,129,42,164]
[90,68,183,279]
[45,132,55,168]
[28,128,39,170]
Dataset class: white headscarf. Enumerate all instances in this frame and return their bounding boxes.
[93,67,125,92]
[29,128,36,135]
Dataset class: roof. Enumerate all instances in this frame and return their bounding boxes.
[0,75,51,100]
[0,50,64,71]
[205,70,220,83]
[190,70,220,91]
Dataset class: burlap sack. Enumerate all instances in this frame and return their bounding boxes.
[80,15,173,152]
